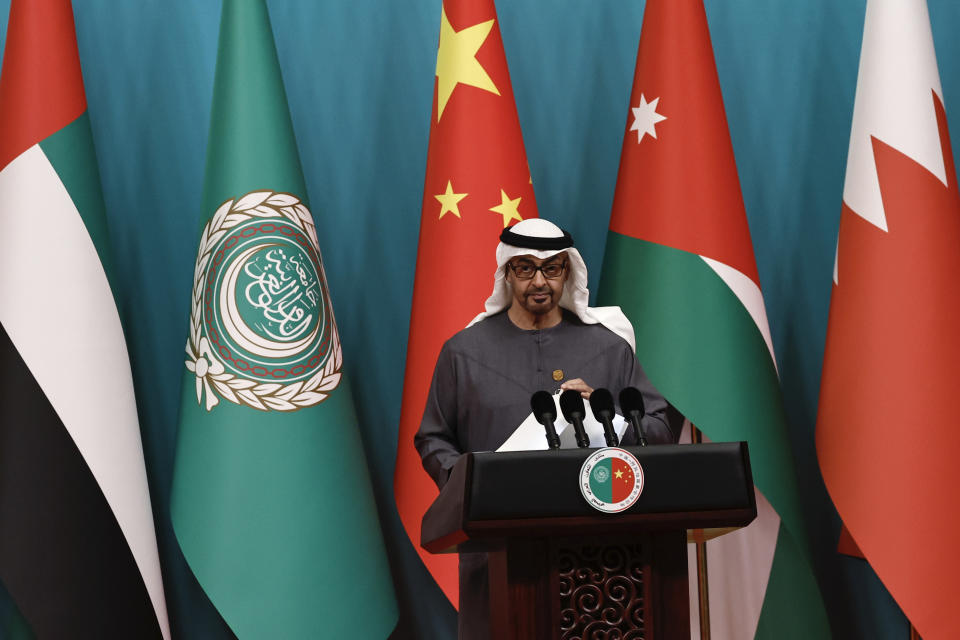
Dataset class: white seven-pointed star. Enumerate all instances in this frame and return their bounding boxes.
[630,94,667,143]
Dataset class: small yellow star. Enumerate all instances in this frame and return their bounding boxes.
[615,469,624,479]
[435,180,468,220]
[435,7,500,121]
[490,189,523,227]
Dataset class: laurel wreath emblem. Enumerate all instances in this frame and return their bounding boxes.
[184,190,342,412]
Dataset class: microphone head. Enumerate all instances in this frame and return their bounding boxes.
[530,390,557,424]
[589,388,615,421]
[559,389,586,422]
[618,386,646,418]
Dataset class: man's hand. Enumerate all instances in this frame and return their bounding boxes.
[560,378,593,399]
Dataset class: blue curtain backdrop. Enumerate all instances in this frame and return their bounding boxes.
[1,1,957,638]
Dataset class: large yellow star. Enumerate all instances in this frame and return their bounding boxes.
[615,469,624,479]
[435,180,468,220]
[490,189,523,227]
[435,7,500,121]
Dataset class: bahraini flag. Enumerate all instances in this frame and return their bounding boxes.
[817,1,960,638]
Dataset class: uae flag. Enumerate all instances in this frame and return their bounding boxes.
[169,1,397,637]
[817,2,960,637]
[596,0,830,637]
[393,0,538,605]
[0,0,170,637]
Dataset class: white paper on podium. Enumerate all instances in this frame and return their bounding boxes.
[496,393,628,452]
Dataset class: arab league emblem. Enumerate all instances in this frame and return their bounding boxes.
[579,447,644,513]
[185,190,343,412]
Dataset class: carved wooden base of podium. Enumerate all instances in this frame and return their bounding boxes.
[488,532,689,640]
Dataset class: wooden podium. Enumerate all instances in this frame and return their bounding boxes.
[421,443,756,639]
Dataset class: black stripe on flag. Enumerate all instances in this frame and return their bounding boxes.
[0,322,162,639]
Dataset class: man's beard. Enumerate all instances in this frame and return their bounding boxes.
[522,288,556,315]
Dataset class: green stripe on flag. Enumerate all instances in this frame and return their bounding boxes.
[600,231,829,636]
[599,232,807,544]
[755,523,831,638]
[38,113,115,291]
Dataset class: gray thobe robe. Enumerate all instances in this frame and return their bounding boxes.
[414,310,676,639]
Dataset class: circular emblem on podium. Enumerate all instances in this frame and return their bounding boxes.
[579,447,644,513]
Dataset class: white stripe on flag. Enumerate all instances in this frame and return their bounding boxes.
[0,145,170,638]
[683,421,778,640]
[700,256,777,373]
[843,0,945,234]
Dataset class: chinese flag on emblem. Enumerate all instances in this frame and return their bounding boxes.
[393,0,538,605]
[816,2,960,637]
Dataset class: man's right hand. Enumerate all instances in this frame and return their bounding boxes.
[560,378,593,399]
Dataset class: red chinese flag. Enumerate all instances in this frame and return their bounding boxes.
[393,0,538,605]
[610,458,634,504]
[816,2,960,637]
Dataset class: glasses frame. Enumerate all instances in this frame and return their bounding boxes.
[506,260,568,281]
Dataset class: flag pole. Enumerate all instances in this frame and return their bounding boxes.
[690,423,711,640]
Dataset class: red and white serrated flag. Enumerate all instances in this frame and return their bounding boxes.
[393,0,538,607]
[816,2,960,638]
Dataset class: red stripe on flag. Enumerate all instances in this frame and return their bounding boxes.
[0,0,87,171]
[607,0,760,286]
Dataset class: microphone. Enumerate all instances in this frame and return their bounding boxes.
[559,389,590,448]
[618,386,648,446]
[589,388,620,447]
[530,391,561,449]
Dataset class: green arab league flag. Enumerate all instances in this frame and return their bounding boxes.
[170,1,397,637]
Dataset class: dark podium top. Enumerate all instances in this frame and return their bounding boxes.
[423,442,757,553]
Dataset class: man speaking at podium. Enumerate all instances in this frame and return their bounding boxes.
[415,218,677,638]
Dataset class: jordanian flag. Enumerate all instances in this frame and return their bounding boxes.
[170,1,397,637]
[597,0,830,637]
[0,0,169,637]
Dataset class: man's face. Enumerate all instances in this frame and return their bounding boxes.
[505,252,569,317]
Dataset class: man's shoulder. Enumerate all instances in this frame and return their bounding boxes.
[443,312,508,355]
[560,311,632,351]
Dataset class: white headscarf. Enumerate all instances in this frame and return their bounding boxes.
[468,218,637,351]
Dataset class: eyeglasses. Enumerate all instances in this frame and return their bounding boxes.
[507,260,568,280]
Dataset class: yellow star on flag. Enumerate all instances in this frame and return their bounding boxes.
[435,7,500,121]
[490,189,523,227]
[615,469,624,479]
[435,180,468,220]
